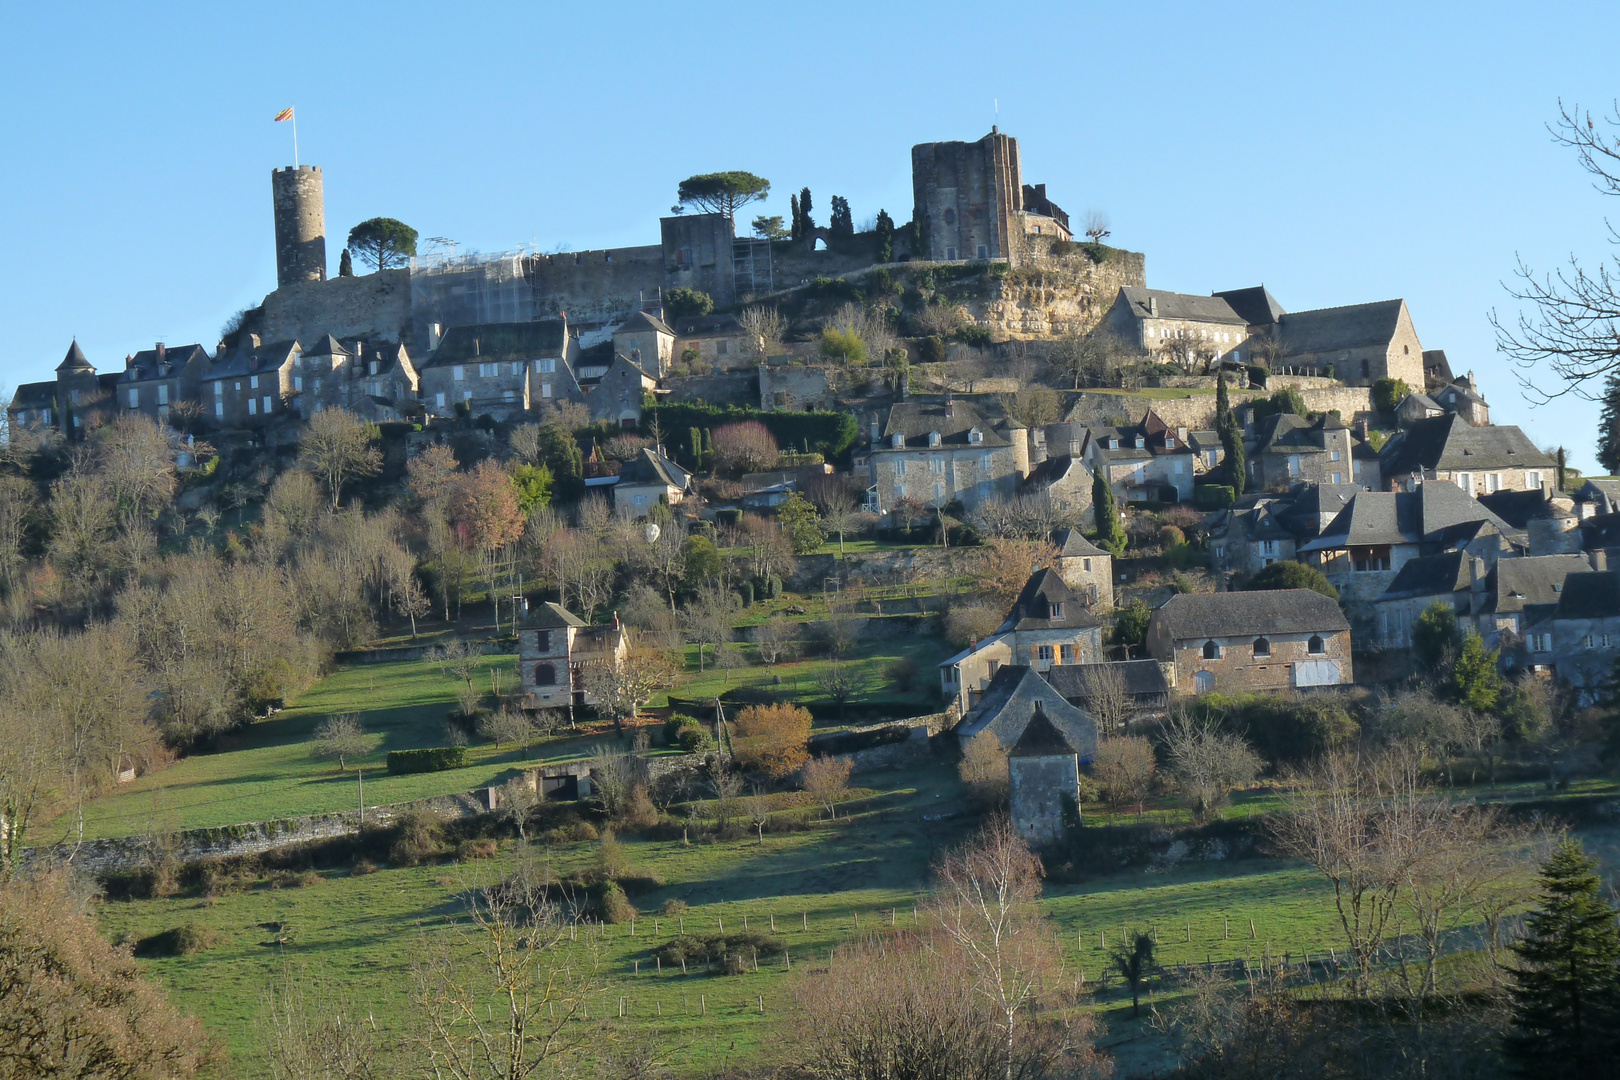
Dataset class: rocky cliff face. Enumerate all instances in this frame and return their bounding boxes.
[972,250,1146,340]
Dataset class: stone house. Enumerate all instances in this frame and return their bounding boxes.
[113,342,211,425]
[417,320,576,420]
[1370,551,1590,650]
[1207,492,1305,575]
[1397,392,1445,427]
[349,341,421,421]
[951,664,1098,762]
[1518,567,1620,699]
[1053,527,1113,610]
[938,568,1104,712]
[1008,703,1084,845]
[612,447,692,519]
[1021,455,1094,524]
[1247,412,1356,490]
[1432,374,1489,427]
[1296,481,1522,608]
[584,353,657,430]
[1272,299,1426,388]
[1378,413,1554,495]
[1146,589,1352,695]
[1213,285,1287,335]
[1101,287,1251,365]
[1041,659,1171,729]
[612,309,676,377]
[201,337,299,428]
[1080,409,1200,503]
[517,602,629,712]
[672,313,755,370]
[7,380,57,431]
[866,398,1029,519]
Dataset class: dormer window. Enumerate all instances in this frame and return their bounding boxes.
[1135,436,1145,449]
[1108,438,1119,450]
[929,431,942,447]
[890,433,904,448]
[1047,601,1064,621]
[1163,436,1174,449]
[968,428,983,444]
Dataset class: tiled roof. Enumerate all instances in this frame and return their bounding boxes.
[1477,489,1563,530]
[955,665,1097,761]
[1552,570,1620,620]
[9,381,56,410]
[1053,527,1107,558]
[1300,482,1516,552]
[1492,555,1591,614]
[1423,349,1454,385]
[1276,299,1406,355]
[620,447,691,490]
[124,343,208,381]
[1379,550,1468,601]
[616,310,675,338]
[1008,702,1078,757]
[1151,589,1350,640]
[1024,454,1083,489]
[57,340,93,374]
[524,601,586,629]
[1116,287,1247,326]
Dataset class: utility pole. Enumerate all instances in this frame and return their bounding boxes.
[358,768,364,826]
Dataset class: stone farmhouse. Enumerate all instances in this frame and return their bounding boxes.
[865,398,1030,520]
[1369,551,1592,650]
[1101,288,1251,364]
[417,320,576,421]
[517,601,629,712]
[1271,300,1426,388]
[1020,455,1094,523]
[1519,565,1620,699]
[611,447,692,519]
[200,338,300,427]
[938,568,1105,713]
[1146,589,1352,695]
[611,310,676,377]
[1207,483,1360,577]
[1080,408,1202,503]
[1246,412,1357,490]
[1052,527,1113,610]
[1378,413,1554,495]
[952,664,1097,758]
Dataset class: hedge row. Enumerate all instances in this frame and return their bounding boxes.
[644,403,859,460]
[386,747,468,775]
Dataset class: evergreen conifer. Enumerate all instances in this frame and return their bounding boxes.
[789,194,801,243]
[1507,838,1620,1077]
[875,209,895,262]
[1092,469,1125,554]
[1600,374,1620,475]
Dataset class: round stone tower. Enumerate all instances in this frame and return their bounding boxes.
[271,165,327,287]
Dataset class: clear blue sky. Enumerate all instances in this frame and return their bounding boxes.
[4,2,1619,468]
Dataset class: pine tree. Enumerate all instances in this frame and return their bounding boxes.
[1507,838,1620,1076]
[875,209,895,262]
[1601,374,1620,475]
[1091,468,1125,554]
[338,247,354,277]
[789,194,801,243]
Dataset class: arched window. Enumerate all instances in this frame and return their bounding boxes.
[534,663,557,686]
[1308,634,1326,655]
[1203,640,1220,660]
[1252,637,1271,658]
[943,208,957,225]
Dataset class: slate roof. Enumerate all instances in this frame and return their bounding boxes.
[671,313,745,337]
[1053,527,1107,558]
[1379,413,1553,476]
[1151,589,1350,640]
[1042,659,1171,700]
[1116,288,1246,326]
[1024,454,1083,489]
[615,310,675,337]
[1578,478,1620,511]
[1582,512,1620,551]
[1436,380,1486,408]
[1213,286,1285,327]
[1400,392,1442,415]
[302,334,352,357]
[1085,409,1195,462]
[9,381,57,410]
[1276,299,1406,354]
[202,339,300,381]
[1286,483,1362,530]
[1423,350,1454,386]
[1008,702,1078,757]
[619,447,691,490]
[1379,550,1468,601]
[524,601,586,630]
[955,665,1097,761]
[1477,489,1563,530]
[1492,555,1591,615]
[57,340,93,374]
[1299,482,1517,553]
[881,400,1008,448]
[424,321,568,368]
[123,343,208,381]
[1252,413,1347,456]
[1551,570,1620,620]
[1000,568,1103,632]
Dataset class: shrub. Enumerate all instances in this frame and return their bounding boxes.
[955,324,992,347]
[1113,599,1152,649]
[352,859,378,876]
[819,327,868,366]
[655,931,781,974]
[733,703,814,777]
[959,734,1009,810]
[1193,485,1236,510]
[1157,525,1185,549]
[1372,377,1409,415]
[599,882,638,924]
[659,898,690,916]
[663,713,701,744]
[389,810,451,866]
[677,724,713,754]
[665,288,713,319]
[918,335,947,363]
[887,654,919,692]
[386,746,467,775]
[457,838,498,861]
[134,923,221,958]
[1243,560,1337,601]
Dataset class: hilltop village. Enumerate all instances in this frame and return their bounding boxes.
[7,127,1620,1079]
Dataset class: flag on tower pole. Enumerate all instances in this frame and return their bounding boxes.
[274,107,298,167]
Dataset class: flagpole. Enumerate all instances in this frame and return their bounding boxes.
[293,109,299,168]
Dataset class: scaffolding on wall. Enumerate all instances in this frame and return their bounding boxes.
[732,237,773,300]
[408,249,540,351]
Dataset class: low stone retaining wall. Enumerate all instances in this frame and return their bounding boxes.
[809,711,951,772]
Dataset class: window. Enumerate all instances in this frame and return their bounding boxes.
[452,365,465,381]
[1048,602,1064,620]
[896,483,907,498]
[933,482,944,501]
[1331,473,1342,484]
[891,433,904,448]
[969,428,983,444]
[247,398,257,416]
[718,341,729,355]
[946,247,957,260]
[1530,633,1552,652]
[1252,636,1271,658]
[435,392,446,408]
[1584,634,1595,649]
[1037,645,1054,661]
[1527,471,1543,489]
[1060,644,1075,662]
[534,630,550,651]
[534,663,557,686]
[537,359,555,373]
[1107,437,1119,450]
[896,459,907,477]
[214,401,223,419]
[980,452,992,470]
[214,382,222,397]
[977,481,990,500]
[511,362,522,376]
[1203,640,1221,660]
[503,390,516,402]
[263,396,273,413]
[1261,540,1277,555]
[633,494,648,506]
[294,376,303,391]
[479,363,498,378]
[1134,436,1145,449]
[930,458,944,474]
[250,375,259,389]
[127,388,138,408]
[1194,670,1215,694]
[1083,558,1092,571]
[1485,473,1501,493]
[1164,436,1175,449]
[977,245,988,259]
[541,382,552,398]
[1308,635,1326,655]
[928,431,941,447]
[943,208,956,225]
[1456,473,1474,496]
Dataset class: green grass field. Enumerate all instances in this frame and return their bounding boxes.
[93,759,1350,1079]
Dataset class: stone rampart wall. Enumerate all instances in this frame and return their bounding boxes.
[527,246,665,323]
[257,269,413,345]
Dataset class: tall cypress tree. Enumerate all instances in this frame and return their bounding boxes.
[1506,838,1620,1077]
[1216,372,1245,493]
[875,209,895,262]
[789,194,801,243]
[1091,468,1125,554]
[1599,374,1620,475]
[799,187,814,231]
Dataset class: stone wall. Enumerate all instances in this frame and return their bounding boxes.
[257,269,413,345]
[759,363,837,411]
[663,371,757,406]
[1066,384,1375,432]
[527,247,664,323]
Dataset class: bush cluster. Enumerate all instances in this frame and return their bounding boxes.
[386,746,467,774]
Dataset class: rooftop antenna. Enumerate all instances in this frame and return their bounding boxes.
[994,98,999,134]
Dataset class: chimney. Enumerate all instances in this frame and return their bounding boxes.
[155,342,166,366]
[1148,296,1158,317]
[474,339,481,357]
[1470,556,1486,595]
[1593,549,1609,572]
[945,389,955,419]
[1177,426,1188,442]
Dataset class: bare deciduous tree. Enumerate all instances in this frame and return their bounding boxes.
[1161,712,1261,821]
[959,734,1010,810]
[312,713,367,772]
[261,974,381,1080]
[1078,663,1134,736]
[801,755,853,821]
[738,305,784,359]
[1092,735,1156,815]
[298,409,382,508]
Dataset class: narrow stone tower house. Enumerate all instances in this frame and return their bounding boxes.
[1008,700,1082,845]
[272,165,327,287]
